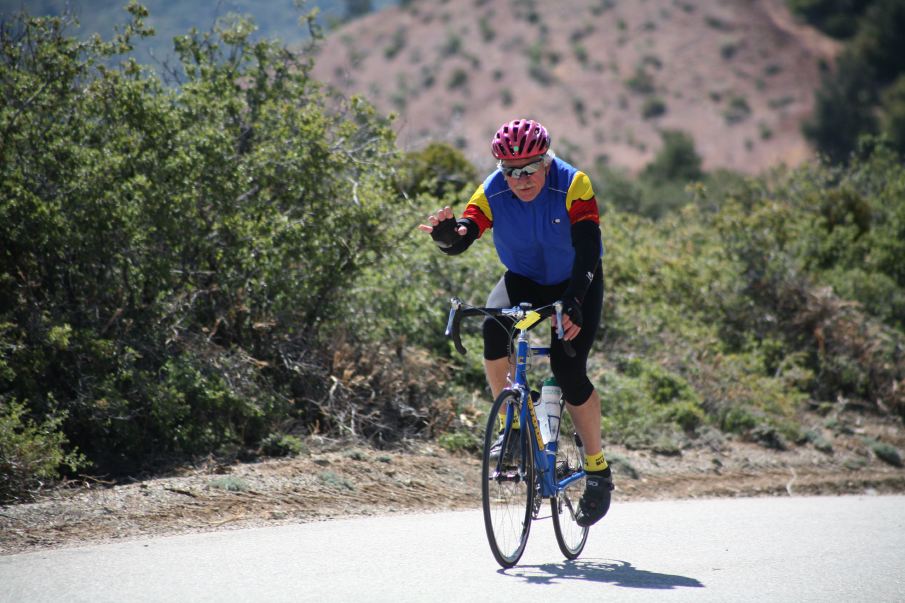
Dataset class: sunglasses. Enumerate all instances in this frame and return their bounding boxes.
[499,157,545,179]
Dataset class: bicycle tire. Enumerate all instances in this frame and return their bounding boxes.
[481,390,534,568]
[551,418,589,559]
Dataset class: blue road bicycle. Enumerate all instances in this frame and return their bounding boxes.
[445,298,589,568]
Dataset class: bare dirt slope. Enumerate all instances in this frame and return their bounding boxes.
[2,411,902,556]
[312,0,840,174]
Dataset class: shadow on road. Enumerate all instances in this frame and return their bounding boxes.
[504,558,705,590]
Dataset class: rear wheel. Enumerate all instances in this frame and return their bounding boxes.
[481,389,534,568]
[551,407,589,559]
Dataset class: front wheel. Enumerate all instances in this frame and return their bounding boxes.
[481,389,534,568]
[551,410,589,559]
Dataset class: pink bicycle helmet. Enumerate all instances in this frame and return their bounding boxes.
[491,119,551,159]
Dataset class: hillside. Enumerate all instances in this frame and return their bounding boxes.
[312,0,840,174]
[0,0,395,67]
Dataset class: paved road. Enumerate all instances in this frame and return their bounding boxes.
[2,495,903,602]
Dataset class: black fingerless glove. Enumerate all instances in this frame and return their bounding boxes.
[430,218,460,248]
[562,296,583,327]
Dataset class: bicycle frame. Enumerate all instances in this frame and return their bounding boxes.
[498,315,585,500]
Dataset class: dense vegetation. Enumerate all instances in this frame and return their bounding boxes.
[789,0,905,162]
[2,5,904,502]
[1,5,423,499]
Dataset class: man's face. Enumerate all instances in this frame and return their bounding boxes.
[500,155,548,202]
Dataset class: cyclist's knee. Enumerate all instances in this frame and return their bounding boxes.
[552,371,594,406]
[482,317,512,360]
[566,380,594,406]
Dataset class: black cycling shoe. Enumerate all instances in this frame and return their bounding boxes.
[576,469,614,527]
[489,429,520,465]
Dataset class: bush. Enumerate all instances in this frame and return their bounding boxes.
[0,8,409,475]
[712,144,905,419]
[641,130,703,185]
[438,429,482,454]
[879,75,905,153]
[787,0,868,39]
[866,438,903,467]
[0,401,85,502]
[598,357,707,448]
[803,53,879,163]
[642,97,667,119]
[723,95,752,124]
[260,433,306,457]
[625,67,656,94]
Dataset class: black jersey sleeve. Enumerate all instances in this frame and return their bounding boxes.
[563,220,602,303]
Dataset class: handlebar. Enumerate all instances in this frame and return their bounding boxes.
[445,297,576,358]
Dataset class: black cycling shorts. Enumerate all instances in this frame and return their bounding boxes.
[482,267,604,406]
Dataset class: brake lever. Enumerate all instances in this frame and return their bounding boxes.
[445,297,467,355]
[445,297,460,338]
[554,301,576,358]
[554,301,565,339]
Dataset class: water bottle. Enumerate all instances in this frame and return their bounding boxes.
[541,377,562,445]
[531,390,552,445]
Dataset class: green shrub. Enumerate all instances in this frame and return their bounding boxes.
[384,27,407,59]
[642,97,667,119]
[720,40,739,60]
[346,448,366,461]
[720,407,759,434]
[665,401,707,432]
[843,456,868,471]
[865,438,903,467]
[447,68,468,90]
[598,357,707,448]
[208,476,250,492]
[880,75,905,152]
[438,430,482,454]
[724,95,752,124]
[318,471,355,490]
[260,433,306,457]
[625,67,656,94]
[479,16,495,42]
[0,401,85,502]
[805,429,834,454]
[641,130,703,185]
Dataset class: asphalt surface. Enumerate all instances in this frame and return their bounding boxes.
[2,495,903,602]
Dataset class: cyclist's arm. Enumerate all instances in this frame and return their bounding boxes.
[563,220,601,303]
[563,171,602,303]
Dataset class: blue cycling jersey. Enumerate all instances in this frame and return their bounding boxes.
[462,157,602,286]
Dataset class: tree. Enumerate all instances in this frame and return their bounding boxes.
[787,0,873,39]
[880,75,905,155]
[641,130,703,185]
[803,54,879,163]
[851,0,905,85]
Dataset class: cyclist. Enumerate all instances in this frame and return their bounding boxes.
[418,118,613,528]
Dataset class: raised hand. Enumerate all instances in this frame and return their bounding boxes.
[418,206,467,247]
